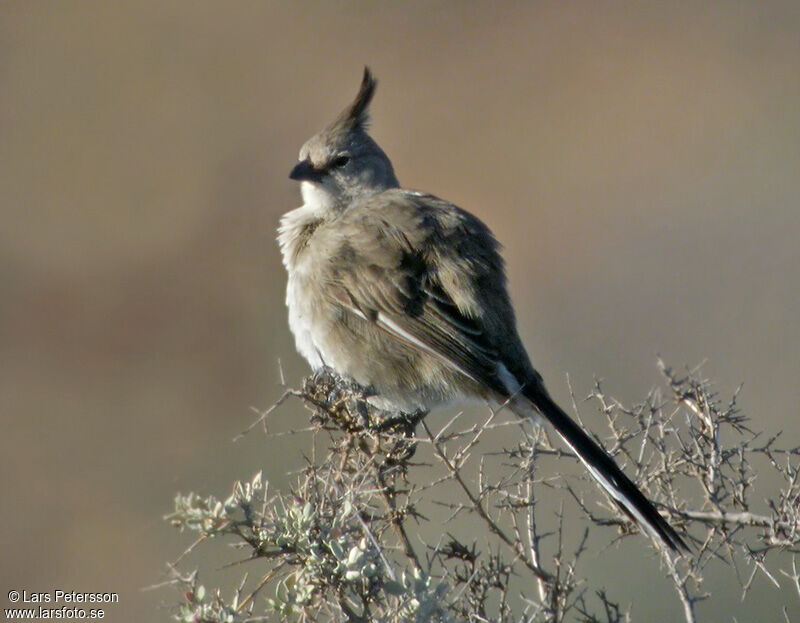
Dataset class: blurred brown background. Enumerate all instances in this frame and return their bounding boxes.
[2,2,799,621]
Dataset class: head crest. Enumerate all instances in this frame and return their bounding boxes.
[331,67,377,133]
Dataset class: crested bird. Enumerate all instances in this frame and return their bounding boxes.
[279,68,687,553]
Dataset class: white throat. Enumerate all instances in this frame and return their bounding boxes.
[300,181,336,212]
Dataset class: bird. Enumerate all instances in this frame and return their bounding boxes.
[279,67,687,553]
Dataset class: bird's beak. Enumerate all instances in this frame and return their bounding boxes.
[289,158,323,183]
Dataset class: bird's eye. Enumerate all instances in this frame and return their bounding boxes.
[330,154,350,169]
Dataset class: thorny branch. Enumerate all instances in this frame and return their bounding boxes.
[163,362,800,622]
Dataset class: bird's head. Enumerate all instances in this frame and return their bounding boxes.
[289,67,399,211]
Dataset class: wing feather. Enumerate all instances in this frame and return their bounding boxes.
[324,198,505,393]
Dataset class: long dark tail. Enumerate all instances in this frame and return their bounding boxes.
[522,384,688,553]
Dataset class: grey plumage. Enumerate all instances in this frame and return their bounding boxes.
[280,68,687,553]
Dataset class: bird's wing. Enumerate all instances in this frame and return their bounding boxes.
[323,194,510,395]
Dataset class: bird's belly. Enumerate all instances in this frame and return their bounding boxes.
[285,269,326,371]
[286,277,463,412]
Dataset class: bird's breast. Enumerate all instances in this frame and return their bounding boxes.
[279,205,328,370]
